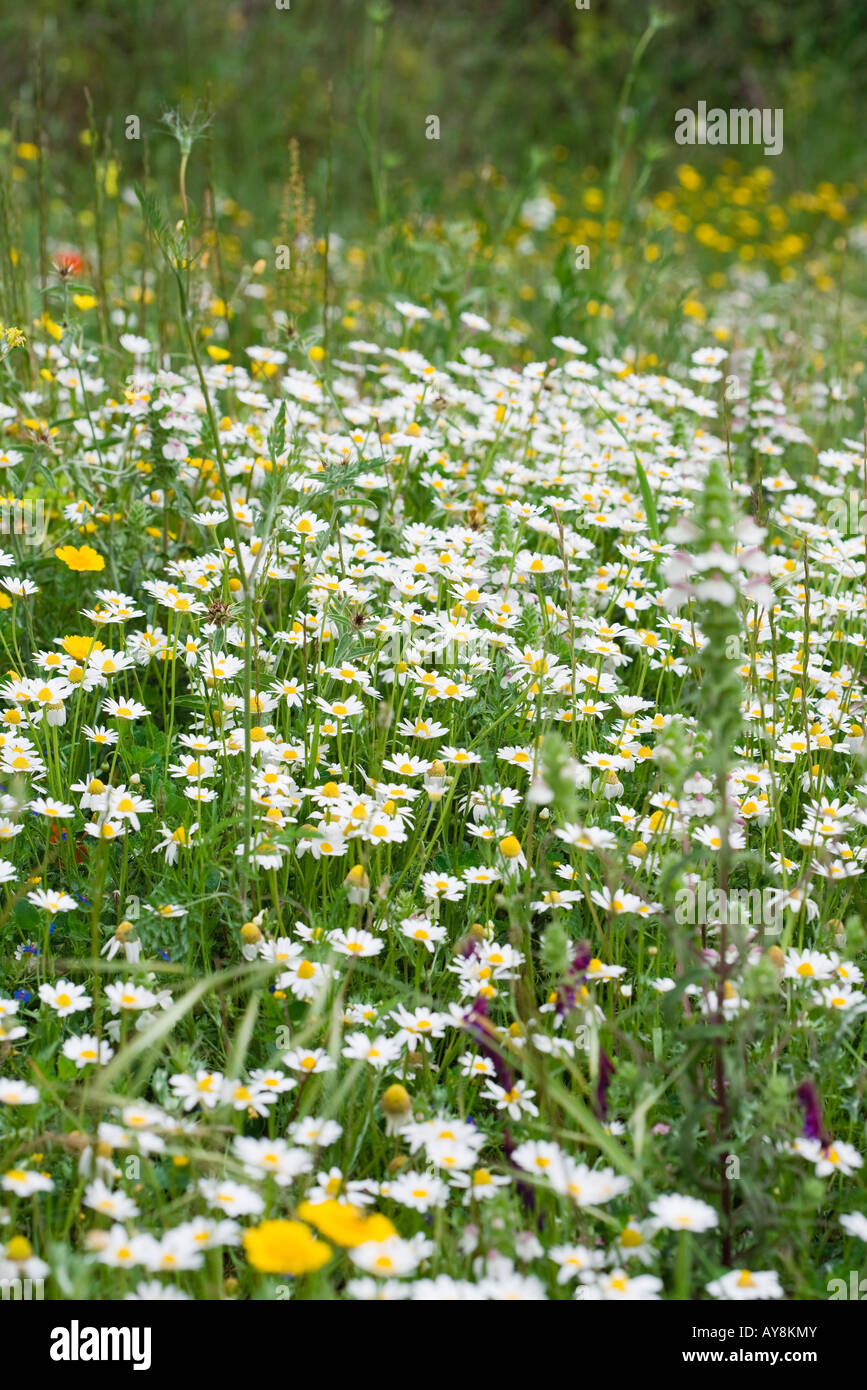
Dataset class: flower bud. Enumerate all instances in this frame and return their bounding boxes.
[380,1083,412,1135]
[344,864,370,905]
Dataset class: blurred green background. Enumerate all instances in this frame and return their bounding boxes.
[2,0,866,229]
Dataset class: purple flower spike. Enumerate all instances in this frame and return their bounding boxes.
[595,1049,615,1122]
[796,1079,832,1148]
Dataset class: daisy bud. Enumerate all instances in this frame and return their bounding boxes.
[824,917,846,948]
[381,1082,412,1134]
[603,770,624,799]
[240,921,263,944]
[344,864,370,905]
[499,834,522,859]
[6,1235,32,1261]
[631,840,647,858]
[766,945,785,970]
[424,761,448,799]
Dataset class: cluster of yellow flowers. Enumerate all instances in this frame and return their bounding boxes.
[243,1202,399,1275]
[0,325,26,353]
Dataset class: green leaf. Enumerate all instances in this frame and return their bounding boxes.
[13,898,39,930]
[634,455,660,543]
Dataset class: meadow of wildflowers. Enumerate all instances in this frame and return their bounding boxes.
[0,4,866,1314]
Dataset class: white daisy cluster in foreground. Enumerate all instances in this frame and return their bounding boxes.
[0,321,864,1299]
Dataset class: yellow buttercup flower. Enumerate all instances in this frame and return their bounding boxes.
[59,635,104,659]
[297,1200,396,1248]
[242,1219,332,1275]
[55,545,105,573]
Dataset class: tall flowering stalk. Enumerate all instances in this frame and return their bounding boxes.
[135,165,258,907]
[663,455,774,1265]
